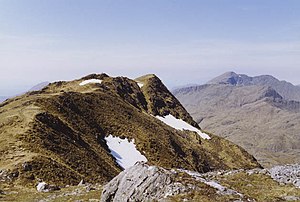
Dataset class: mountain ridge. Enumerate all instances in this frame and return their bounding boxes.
[206,71,300,101]
[0,73,260,190]
[174,72,300,167]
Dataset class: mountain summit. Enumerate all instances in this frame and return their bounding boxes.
[208,71,300,101]
[0,73,259,189]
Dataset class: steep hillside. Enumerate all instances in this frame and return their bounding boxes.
[174,73,300,167]
[0,74,260,190]
[135,74,199,128]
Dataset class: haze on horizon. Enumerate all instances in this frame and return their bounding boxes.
[1,0,300,96]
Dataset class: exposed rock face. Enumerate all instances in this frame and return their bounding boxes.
[269,164,300,188]
[100,162,188,202]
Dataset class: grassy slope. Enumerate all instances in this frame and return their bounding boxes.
[170,172,300,202]
[0,74,260,189]
[1,170,299,202]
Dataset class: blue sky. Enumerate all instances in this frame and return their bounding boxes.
[1,0,300,95]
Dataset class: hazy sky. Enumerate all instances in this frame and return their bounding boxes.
[1,0,300,95]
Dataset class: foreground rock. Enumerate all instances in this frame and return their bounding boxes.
[101,163,300,202]
[100,162,191,202]
[100,162,249,202]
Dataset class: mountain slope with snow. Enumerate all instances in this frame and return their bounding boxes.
[105,135,147,169]
[155,114,210,139]
[0,73,260,190]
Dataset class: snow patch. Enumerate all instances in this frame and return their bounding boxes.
[155,114,211,139]
[137,82,144,88]
[105,135,147,169]
[79,79,103,86]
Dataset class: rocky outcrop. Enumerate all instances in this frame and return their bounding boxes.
[269,164,300,188]
[101,163,300,201]
[100,162,190,202]
[100,162,252,202]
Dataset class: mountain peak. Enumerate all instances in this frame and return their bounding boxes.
[134,74,158,83]
[208,72,285,86]
[207,71,241,85]
[136,74,199,128]
[223,71,238,76]
[81,73,110,80]
[207,72,300,101]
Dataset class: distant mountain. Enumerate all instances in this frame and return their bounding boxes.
[170,83,198,91]
[174,72,300,167]
[0,82,50,104]
[0,73,259,190]
[28,81,50,92]
[0,96,7,103]
[208,71,300,101]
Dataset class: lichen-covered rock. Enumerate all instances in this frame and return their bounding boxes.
[100,162,189,202]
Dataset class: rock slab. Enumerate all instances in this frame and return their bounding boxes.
[100,162,187,202]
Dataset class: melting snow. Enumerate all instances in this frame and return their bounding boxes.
[79,79,103,86]
[105,135,147,169]
[155,114,211,139]
[137,82,144,88]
